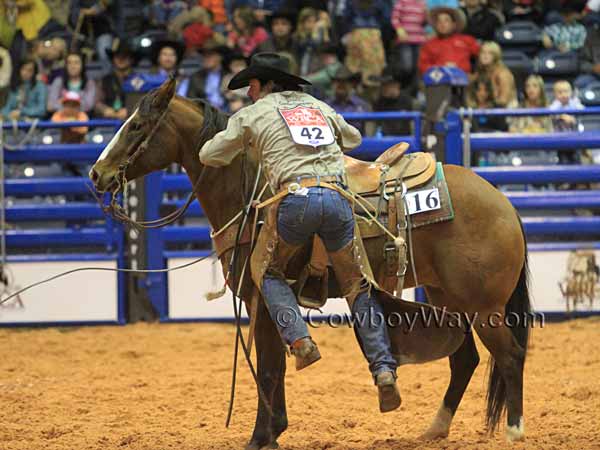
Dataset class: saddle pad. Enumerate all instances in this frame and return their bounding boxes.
[357,163,454,238]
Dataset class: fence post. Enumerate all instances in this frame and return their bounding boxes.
[445,110,464,165]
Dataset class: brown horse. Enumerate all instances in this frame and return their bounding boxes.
[90,78,531,448]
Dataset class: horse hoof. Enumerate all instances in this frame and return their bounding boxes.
[245,441,279,450]
[506,418,525,443]
[419,428,449,441]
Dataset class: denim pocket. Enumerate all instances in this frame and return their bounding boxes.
[278,194,309,228]
[331,191,353,223]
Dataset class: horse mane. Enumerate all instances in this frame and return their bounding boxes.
[192,98,230,137]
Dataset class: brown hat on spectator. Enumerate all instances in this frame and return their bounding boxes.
[428,7,466,33]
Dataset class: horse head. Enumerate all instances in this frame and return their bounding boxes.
[89,77,179,194]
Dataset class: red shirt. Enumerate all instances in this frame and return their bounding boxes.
[418,34,480,75]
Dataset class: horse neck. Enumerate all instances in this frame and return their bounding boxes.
[174,100,250,231]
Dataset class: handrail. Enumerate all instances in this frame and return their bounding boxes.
[2,119,122,130]
[470,131,600,152]
[461,106,600,118]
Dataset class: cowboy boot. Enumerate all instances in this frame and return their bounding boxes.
[263,238,321,370]
[375,371,401,413]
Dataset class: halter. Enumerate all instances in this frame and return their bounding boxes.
[99,103,209,229]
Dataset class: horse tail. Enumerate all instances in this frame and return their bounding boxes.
[485,213,531,432]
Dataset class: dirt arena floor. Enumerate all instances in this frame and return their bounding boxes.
[1,317,599,450]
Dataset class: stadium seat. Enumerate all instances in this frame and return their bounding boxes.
[579,115,600,131]
[85,60,107,80]
[535,50,580,77]
[503,50,534,91]
[579,82,600,106]
[495,21,542,54]
[179,58,203,77]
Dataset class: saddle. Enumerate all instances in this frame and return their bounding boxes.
[294,143,437,309]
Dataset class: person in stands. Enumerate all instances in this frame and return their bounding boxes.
[50,90,89,144]
[1,58,47,121]
[418,6,480,75]
[47,51,96,114]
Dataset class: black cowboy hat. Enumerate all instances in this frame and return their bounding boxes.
[200,39,231,57]
[105,38,140,63]
[151,38,186,65]
[369,66,401,85]
[331,65,361,83]
[267,8,297,31]
[228,52,311,90]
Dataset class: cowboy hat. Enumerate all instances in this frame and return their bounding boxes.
[105,38,140,63]
[368,66,401,85]
[227,52,311,90]
[331,65,361,83]
[267,8,297,32]
[428,7,466,33]
[151,38,185,66]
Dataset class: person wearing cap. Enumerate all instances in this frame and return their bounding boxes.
[151,38,190,97]
[198,52,401,413]
[256,8,299,57]
[187,41,229,109]
[95,39,139,120]
[327,65,371,134]
[417,6,480,75]
[51,91,89,144]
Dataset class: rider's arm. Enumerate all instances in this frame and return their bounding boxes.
[199,111,249,167]
[334,113,362,152]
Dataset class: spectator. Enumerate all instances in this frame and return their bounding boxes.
[0,47,12,108]
[47,52,96,114]
[472,41,517,108]
[577,23,600,88]
[150,39,189,96]
[343,0,388,86]
[305,43,344,99]
[550,79,584,163]
[227,6,269,57]
[256,8,298,56]
[50,91,89,144]
[221,51,249,101]
[180,8,221,56]
[235,0,285,23]
[12,0,52,42]
[95,40,139,120]
[462,0,503,42]
[1,58,47,121]
[418,7,480,75]
[294,8,330,76]
[509,74,553,134]
[427,0,459,8]
[502,0,545,23]
[197,0,228,31]
[69,0,114,68]
[187,41,229,109]
[390,0,427,82]
[542,1,587,53]
[466,76,508,132]
[327,65,371,134]
[150,0,189,28]
[33,37,67,84]
[371,67,413,136]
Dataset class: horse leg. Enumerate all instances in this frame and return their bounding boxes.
[246,301,288,450]
[474,311,527,442]
[421,288,480,441]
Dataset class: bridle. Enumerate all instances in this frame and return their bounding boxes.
[97,100,210,230]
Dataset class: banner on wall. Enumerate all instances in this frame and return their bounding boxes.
[0,260,119,324]
[167,257,415,320]
[529,249,600,313]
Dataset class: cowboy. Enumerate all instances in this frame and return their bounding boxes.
[198,52,401,413]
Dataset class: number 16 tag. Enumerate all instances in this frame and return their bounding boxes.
[279,106,335,148]
[405,188,441,215]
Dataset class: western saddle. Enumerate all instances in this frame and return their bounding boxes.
[295,143,437,308]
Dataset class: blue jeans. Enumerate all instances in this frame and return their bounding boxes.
[261,187,397,378]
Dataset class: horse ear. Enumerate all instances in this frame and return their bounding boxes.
[152,76,177,112]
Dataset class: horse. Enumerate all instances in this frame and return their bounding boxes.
[90,78,531,448]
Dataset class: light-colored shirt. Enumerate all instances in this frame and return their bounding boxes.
[199,91,362,191]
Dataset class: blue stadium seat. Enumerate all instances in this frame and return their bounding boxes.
[495,21,542,53]
[179,58,203,77]
[503,50,534,74]
[85,61,107,80]
[579,82,600,106]
[579,115,600,131]
[535,50,580,77]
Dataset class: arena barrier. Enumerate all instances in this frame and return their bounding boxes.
[445,106,600,317]
[2,108,599,325]
[1,120,126,325]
